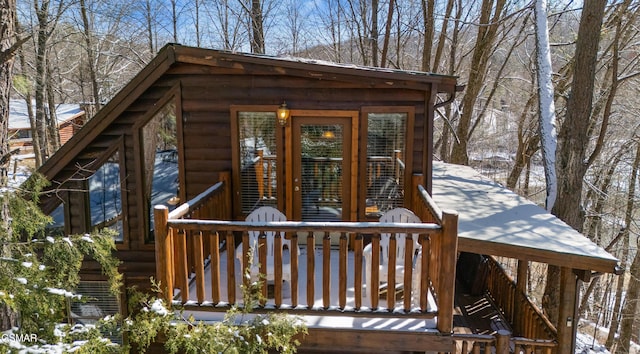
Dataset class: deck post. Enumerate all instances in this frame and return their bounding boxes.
[495,330,511,354]
[557,267,577,354]
[437,210,458,334]
[515,259,528,335]
[154,205,173,306]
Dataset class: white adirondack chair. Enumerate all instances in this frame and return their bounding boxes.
[235,206,298,284]
[363,208,422,301]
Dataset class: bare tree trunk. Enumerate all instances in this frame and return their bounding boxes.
[250,0,264,54]
[550,0,605,231]
[432,0,455,73]
[79,0,101,114]
[34,0,51,166]
[546,0,606,325]
[379,0,393,68]
[144,0,154,54]
[370,0,378,66]
[616,141,640,354]
[420,0,434,72]
[506,92,538,190]
[450,0,506,165]
[533,0,557,212]
[45,62,60,152]
[605,227,628,349]
[0,0,19,331]
[170,0,178,43]
[18,46,41,167]
[194,0,201,47]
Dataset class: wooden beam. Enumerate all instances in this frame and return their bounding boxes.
[296,328,453,353]
[557,267,577,354]
[458,237,618,275]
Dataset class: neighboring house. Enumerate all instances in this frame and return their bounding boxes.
[8,99,85,152]
[35,44,619,354]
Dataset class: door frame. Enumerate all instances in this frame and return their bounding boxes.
[285,110,359,221]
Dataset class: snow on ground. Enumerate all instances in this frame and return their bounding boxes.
[4,154,33,191]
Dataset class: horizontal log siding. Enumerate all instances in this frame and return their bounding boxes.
[176,72,429,207]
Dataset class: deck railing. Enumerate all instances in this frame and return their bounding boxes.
[452,331,557,354]
[154,173,459,333]
[482,256,557,340]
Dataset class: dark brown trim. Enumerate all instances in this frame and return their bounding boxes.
[172,45,458,93]
[458,237,618,274]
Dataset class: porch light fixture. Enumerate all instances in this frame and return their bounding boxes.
[277,102,290,126]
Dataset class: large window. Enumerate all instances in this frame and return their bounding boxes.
[142,101,178,240]
[364,112,407,217]
[89,151,124,242]
[238,111,277,214]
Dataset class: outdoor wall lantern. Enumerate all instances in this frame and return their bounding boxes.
[277,102,290,126]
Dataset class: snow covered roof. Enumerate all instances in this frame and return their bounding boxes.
[431,162,619,274]
[8,99,84,130]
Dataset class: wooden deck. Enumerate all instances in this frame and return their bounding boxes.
[152,174,559,353]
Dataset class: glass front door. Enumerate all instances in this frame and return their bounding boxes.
[290,113,358,221]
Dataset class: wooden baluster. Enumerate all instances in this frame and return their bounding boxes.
[259,231,268,305]
[421,236,430,311]
[354,233,363,310]
[274,231,283,307]
[371,234,380,309]
[226,231,236,304]
[403,234,413,311]
[242,231,250,287]
[307,232,315,308]
[323,232,331,309]
[167,227,175,299]
[256,149,264,200]
[175,230,189,303]
[210,231,220,303]
[339,232,347,309]
[186,228,194,274]
[461,340,469,354]
[193,231,206,304]
[290,232,299,307]
[267,157,273,199]
[472,341,481,354]
[387,233,397,310]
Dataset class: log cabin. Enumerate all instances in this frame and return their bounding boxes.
[35,44,619,353]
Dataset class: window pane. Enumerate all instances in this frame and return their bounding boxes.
[238,112,277,214]
[89,152,124,242]
[365,113,407,217]
[301,124,343,221]
[143,102,178,240]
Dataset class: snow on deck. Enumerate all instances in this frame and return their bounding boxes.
[431,162,618,273]
[184,247,438,331]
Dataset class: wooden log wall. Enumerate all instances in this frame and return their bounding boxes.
[168,63,429,208]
